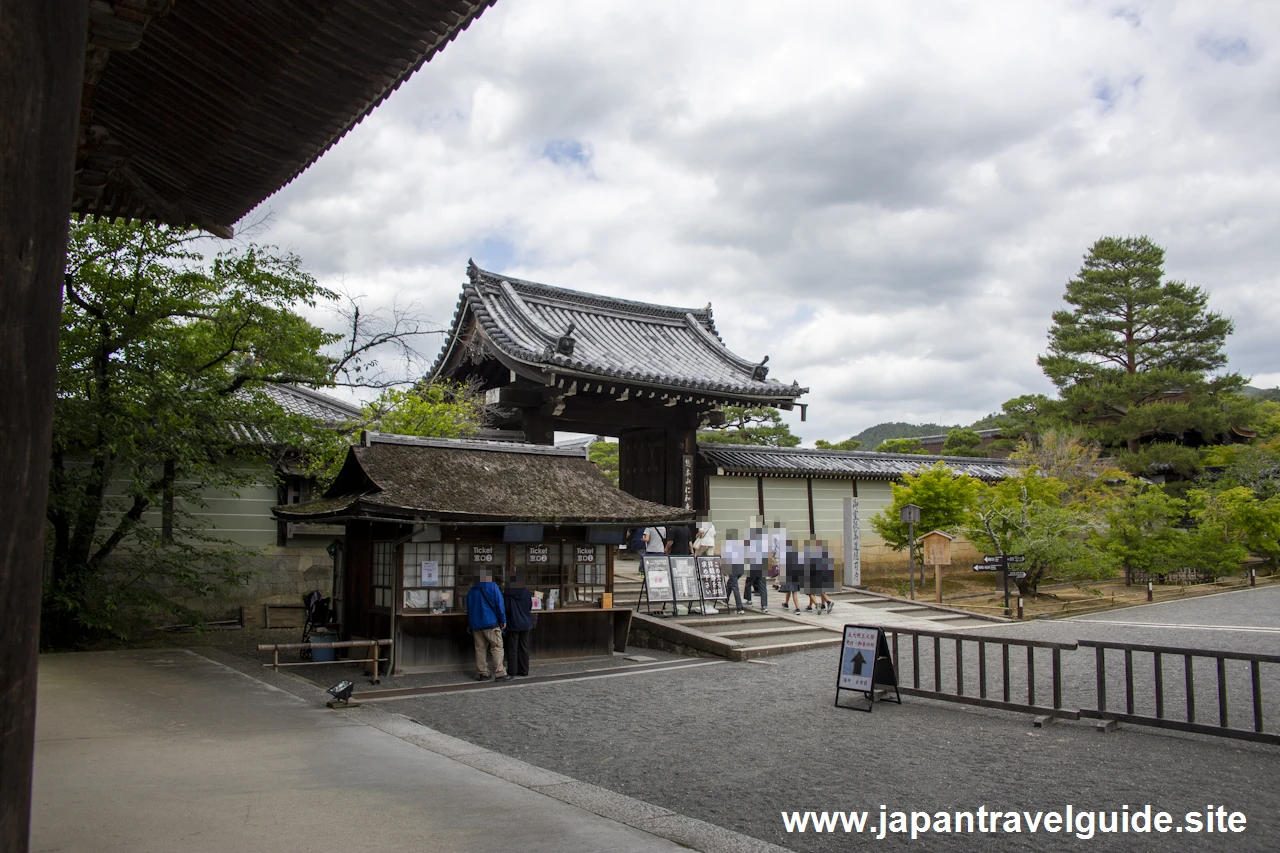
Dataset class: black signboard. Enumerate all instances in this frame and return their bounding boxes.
[526,544,550,564]
[471,544,497,563]
[670,556,700,601]
[574,545,596,563]
[640,555,673,610]
[697,556,726,601]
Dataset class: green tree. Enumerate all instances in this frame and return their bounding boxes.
[1187,487,1280,569]
[1093,482,1189,582]
[871,463,984,552]
[1036,236,1243,454]
[814,437,862,451]
[874,437,929,454]
[965,470,1107,594]
[941,428,986,457]
[588,440,620,487]
[297,381,484,483]
[48,217,338,645]
[698,406,800,447]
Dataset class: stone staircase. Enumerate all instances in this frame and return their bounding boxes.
[614,559,1001,660]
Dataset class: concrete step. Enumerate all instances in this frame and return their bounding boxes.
[678,615,781,629]
[736,629,843,649]
[718,625,831,640]
[740,635,844,658]
[884,606,938,615]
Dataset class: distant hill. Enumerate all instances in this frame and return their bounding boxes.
[849,413,1012,449]
[850,422,958,448]
[1242,386,1280,402]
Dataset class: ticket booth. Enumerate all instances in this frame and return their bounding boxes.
[275,432,691,673]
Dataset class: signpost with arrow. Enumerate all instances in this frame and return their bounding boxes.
[836,624,902,712]
[972,554,1025,615]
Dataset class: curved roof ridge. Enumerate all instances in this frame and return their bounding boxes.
[683,312,762,373]
[469,262,717,326]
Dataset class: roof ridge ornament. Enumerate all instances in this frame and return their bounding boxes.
[555,322,576,357]
[752,356,769,381]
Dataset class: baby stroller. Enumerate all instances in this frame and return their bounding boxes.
[299,590,332,661]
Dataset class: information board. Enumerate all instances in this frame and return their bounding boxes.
[641,556,673,603]
[670,556,700,601]
[420,561,440,587]
[839,626,880,692]
[835,624,901,713]
[697,556,726,600]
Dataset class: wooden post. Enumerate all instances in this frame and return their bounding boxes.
[1,4,87,851]
[935,564,942,604]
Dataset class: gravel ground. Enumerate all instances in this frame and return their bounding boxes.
[391,588,1280,853]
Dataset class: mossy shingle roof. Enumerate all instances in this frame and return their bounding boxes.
[274,434,692,524]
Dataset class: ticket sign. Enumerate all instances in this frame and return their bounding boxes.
[839,626,880,692]
[642,556,673,603]
[670,556,700,601]
[472,544,496,563]
[697,556,726,600]
[574,545,596,563]
[526,544,550,564]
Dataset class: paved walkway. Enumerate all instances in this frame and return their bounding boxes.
[32,649,783,853]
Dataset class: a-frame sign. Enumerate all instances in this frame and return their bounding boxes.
[835,624,901,712]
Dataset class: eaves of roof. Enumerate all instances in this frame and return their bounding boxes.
[697,443,1016,481]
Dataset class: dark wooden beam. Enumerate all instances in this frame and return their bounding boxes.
[0,2,87,849]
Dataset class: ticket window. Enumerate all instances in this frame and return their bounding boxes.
[400,542,457,613]
[568,544,606,605]
[458,543,504,612]
[515,543,564,607]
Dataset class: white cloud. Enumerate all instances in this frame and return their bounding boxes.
[246,0,1280,441]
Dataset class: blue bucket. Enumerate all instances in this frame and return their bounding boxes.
[310,630,336,662]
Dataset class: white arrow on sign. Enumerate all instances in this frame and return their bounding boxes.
[1005,555,1026,563]
[972,565,1000,572]
[983,555,1004,563]
[1008,571,1027,579]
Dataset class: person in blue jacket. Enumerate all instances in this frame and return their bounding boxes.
[466,573,508,681]
[502,574,537,678]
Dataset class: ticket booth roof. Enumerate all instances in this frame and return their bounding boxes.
[273,434,692,524]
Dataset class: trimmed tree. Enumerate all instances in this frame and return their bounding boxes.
[698,405,801,447]
[1034,236,1244,455]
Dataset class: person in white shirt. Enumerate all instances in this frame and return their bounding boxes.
[693,520,716,556]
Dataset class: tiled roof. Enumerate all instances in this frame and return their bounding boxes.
[259,384,362,424]
[698,443,1016,481]
[229,385,361,444]
[429,263,806,402]
[274,433,692,524]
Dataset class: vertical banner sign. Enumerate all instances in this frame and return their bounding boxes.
[835,624,901,713]
[682,454,694,509]
[843,497,861,587]
[697,556,726,601]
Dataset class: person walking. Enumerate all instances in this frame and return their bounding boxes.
[502,574,536,678]
[693,520,717,556]
[465,573,508,681]
[780,542,805,614]
[742,526,769,612]
[722,529,745,614]
[664,522,692,556]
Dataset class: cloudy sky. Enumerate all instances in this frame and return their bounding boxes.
[243,0,1280,445]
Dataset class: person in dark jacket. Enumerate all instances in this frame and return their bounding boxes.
[502,574,537,677]
[466,573,508,681]
[664,522,693,556]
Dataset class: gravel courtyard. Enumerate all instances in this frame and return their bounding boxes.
[391,587,1280,853]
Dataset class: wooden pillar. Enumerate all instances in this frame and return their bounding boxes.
[519,406,554,445]
[1,3,87,850]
